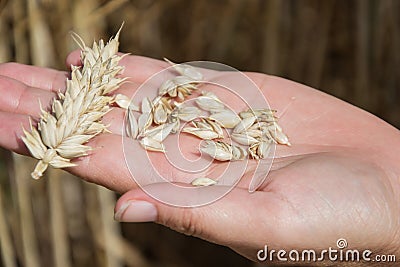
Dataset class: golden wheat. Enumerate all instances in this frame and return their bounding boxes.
[22,28,124,179]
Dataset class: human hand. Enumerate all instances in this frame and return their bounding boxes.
[1,54,399,265]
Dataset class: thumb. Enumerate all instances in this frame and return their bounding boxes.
[114,182,268,247]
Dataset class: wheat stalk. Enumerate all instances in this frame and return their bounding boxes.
[22,27,124,179]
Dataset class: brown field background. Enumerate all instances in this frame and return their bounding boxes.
[0,0,399,267]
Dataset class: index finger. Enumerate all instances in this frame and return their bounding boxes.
[0,62,68,92]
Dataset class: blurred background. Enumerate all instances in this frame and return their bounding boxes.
[0,0,399,266]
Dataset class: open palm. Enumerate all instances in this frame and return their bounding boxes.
[0,54,399,264]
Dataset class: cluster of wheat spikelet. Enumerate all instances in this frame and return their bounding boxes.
[22,29,124,179]
[115,60,290,186]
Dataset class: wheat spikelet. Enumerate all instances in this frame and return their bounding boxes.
[22,28,124,179]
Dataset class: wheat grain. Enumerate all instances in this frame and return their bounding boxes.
[182,118,224,140]
[22,28,124,179]
[233,115,257,133]
[139,137,164,152]
[231,133,259,146]
[115,94,139,111]
[191,177,217,187]
[200,140,234,161]
[209,110,241,128]
[175,105,201,122]
[163,58,203,81]
[249,140,272,159]
[195,95,225,113]
[125,107,139,139]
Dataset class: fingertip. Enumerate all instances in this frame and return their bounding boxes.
[65,50,82,69]
[0,112,32,156]
[114,200,158,223]
[115,188,149,210]
[114,188,154,221]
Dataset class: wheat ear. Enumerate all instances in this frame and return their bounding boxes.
[22,28,124,179]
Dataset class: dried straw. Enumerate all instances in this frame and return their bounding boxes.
[0,5,11,63]
[97,186,123,267]
[27,0,56,67]
[12,0,29,63]
[12,154,41,267]
[48,169,71,267]
[0,187,17,267]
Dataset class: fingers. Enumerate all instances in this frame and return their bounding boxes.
[118,55,169,83]
[0,62,68,92]
[65,50,81,68]
[0,73,135,137]
[0,75,56,116]
[0,111,31,155]
[0,110,135,192]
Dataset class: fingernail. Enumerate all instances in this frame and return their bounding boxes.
[114,200,157,222]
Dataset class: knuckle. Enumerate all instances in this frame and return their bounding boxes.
[164,208,203,237]
[0,62,18,74]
